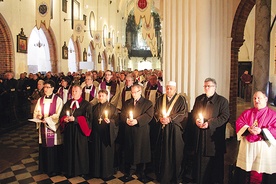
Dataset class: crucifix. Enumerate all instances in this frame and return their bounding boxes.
[98,116,102,124]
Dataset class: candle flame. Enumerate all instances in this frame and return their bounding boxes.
[199,113,204,123]
[129,111,133,120]
[104,110,108,119]
[162,109,167,118]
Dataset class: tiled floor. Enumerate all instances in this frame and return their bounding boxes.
[1,97,271,184]
[0,123,158,184]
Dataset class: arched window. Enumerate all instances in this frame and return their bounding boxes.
[28,28,51,73]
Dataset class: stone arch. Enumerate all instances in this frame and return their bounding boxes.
[103,50,108,71]
[111,54,115,70]
[38,23,58,73]
[230,0,255,125]
[74,39,81,72]
[0,13,14,74]
[89,40,97,69]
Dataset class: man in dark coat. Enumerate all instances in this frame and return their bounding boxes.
[154,81,188,184]
[88,89,119,180]
[120,84,154,182]
[190,78,230,184]
[60,84,91,177]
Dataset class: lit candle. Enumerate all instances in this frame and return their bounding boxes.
[162,109,168,129]
[129,111,133,120]
[162,109,167,118]
[66,110,70,116]
[198,113,204,123]
[104,110,108,119]
[36,109,41,119]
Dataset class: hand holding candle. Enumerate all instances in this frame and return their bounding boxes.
[36,109,42,119]
[161,109,169,129]
[66,110,70,117]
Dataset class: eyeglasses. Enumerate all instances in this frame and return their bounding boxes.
[44,86,53,89]
[203,85,215,88]
[131,90,141,94]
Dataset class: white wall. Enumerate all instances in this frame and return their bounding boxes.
[0,0,126,78]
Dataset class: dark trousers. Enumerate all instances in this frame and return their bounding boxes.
[125,163,145,176]
[196,154,224,184]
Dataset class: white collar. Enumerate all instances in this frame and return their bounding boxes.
[70,100,80,109]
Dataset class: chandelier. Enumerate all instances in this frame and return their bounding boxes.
[34,40,45,48]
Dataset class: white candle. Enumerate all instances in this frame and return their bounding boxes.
[129,111,133,120]
[66,110,70,116]
[104,110,108,119]
[162,109,167,118]
[199,113,204,123]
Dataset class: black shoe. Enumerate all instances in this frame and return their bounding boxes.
[103,175,115,181]
[138,173,148,183]
[48,172,57,177]
[122,174,133,181]
[114,167,119,174]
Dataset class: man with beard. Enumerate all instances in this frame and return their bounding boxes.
[60,85,91,177]
[88,89,119,180]
[154,81,188,184]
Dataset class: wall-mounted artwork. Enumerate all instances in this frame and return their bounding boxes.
[62,41,68,59]
[17,28,28,53]
[62,0,67,13]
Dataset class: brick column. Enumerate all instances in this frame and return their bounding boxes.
[252,0,271,94]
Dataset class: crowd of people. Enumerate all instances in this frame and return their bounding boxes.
[0,69,276,184]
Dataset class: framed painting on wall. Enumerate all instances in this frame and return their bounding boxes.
[17,29,28,53]
[62,0,67,13]
[71,0,80,29]
[62,41,68,59]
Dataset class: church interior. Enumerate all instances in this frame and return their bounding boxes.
[0,0,276,183]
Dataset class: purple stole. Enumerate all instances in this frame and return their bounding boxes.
[100,81,117,99]
[40,95,58,147]
[82,85,96,101]
[145,82,163,99]
[57,86,72,101]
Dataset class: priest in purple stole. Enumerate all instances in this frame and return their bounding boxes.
[82,74,98,105]
[56,76,72,104]
[60,84,91,177]
[88,89,119,180]
[98,70,120,106]
[33,80,63,176]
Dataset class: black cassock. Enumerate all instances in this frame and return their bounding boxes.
[88,101,118,179]
[154,94,188,184]
[60,99,91,177]
[120,96,154,165]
